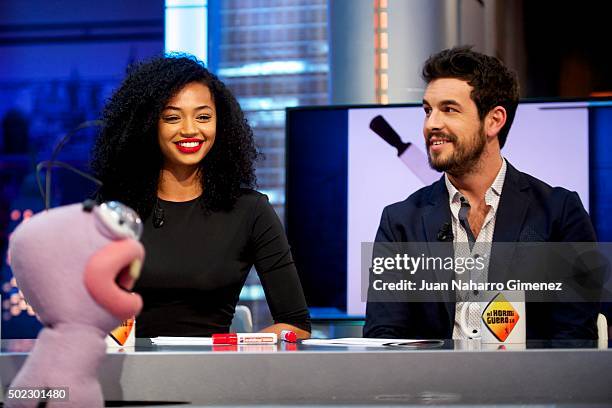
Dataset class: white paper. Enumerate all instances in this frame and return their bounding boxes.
[301,338,443,347]
[151,336,213,346]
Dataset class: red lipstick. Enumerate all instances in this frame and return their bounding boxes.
[174,138,204,154]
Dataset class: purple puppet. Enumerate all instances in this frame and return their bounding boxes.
[6,200,145,407]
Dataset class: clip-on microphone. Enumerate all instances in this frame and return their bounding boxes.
[437,222,453,242]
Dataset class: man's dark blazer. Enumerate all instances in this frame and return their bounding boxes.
[363,162,600,340]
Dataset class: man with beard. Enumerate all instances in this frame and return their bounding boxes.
[363,46,600,340]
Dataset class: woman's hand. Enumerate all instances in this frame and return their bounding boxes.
[260,323,310,339]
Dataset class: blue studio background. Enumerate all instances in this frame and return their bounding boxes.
[0,0,165,337]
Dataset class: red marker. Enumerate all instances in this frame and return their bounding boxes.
[280,330,297,343]
[212,333,277,345]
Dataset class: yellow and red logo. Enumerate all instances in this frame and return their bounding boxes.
[108,318,135,346]
[481,293,519,342]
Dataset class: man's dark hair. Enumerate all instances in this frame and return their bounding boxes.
[422,46,519,148]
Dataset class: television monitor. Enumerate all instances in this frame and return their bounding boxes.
[286,100,611,316]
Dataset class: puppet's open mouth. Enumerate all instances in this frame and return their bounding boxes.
[85,240,145,320]
[116,259,141,292]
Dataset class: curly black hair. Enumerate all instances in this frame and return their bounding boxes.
[422,46,519,148]
[91,54,258,218]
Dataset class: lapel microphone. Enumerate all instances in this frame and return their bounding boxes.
[437,222,453,242]
[152,201,165,228]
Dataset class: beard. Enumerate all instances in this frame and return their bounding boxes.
[427,126,486,177]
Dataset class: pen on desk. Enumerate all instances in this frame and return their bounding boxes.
[212,333,277,345]
[280,330,297,343]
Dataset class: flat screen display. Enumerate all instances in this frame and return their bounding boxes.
[287,100,597,316]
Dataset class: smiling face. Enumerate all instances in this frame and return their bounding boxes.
[422,78,486,176]
[158,81,217,172]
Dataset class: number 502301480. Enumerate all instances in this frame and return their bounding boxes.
[6,387,68,401]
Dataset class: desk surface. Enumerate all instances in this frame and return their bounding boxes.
[1,339,611,406]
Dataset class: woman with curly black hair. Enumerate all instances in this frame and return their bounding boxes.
[91,55,310,339]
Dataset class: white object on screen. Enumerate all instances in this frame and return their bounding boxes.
[399,144,440,185]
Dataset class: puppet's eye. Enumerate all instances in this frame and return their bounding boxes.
[96,201,143,240]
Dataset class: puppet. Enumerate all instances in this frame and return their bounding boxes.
[6,200,144,407]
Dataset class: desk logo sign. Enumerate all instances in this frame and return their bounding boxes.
[106,317,135,348]
[481,293,519,342]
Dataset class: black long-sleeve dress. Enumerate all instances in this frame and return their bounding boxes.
[134,189,310,337]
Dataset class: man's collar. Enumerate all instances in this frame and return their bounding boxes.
[444,157,507,204]
[444,173,461,203]
[490,158,507,196]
